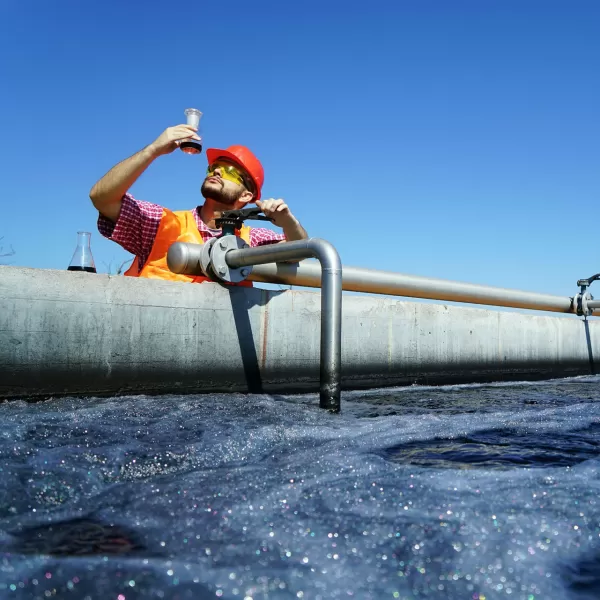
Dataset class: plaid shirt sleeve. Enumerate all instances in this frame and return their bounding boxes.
[249,227,286,247]
[97,193,163,266]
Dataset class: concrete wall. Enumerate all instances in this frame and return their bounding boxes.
[1,266,598,400]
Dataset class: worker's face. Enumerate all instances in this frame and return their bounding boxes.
[201,161,253,206]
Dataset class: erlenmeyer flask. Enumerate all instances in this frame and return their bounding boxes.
[68,231,97,273]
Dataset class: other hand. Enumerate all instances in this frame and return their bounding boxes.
[256,199,297,228]
[149,125,201,156]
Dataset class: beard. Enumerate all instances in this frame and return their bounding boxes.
[200,178,245,206]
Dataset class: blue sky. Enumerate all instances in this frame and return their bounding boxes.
[1,0,598,299]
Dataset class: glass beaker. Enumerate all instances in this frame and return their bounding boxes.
[180,108,203,154]
[68,231,97,273]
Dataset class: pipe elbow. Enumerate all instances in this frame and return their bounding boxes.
[306,238,342,272]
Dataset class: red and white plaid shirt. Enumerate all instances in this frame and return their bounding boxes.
[98,193,285,270]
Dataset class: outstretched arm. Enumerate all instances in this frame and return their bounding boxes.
[89,125,200,222]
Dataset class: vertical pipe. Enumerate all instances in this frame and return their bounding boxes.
[225,238,343,412]
[314,245,343,412]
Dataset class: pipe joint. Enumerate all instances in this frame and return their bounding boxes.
[576,291,595,317]
[209,236,253,283]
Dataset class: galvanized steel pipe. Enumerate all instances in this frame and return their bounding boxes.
[247,261,575,314]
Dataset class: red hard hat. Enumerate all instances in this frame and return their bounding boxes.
[206,145,264,201]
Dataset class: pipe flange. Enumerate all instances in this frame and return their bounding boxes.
[576,291,594,317]
[209,236,252,283]
[200,237,218,279]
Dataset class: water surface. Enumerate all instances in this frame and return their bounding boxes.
[2,377,600,599]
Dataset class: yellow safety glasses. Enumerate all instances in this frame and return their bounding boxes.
[206,161,249,188]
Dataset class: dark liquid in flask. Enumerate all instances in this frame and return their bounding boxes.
[67,266,97,273]
[180,141,202,154]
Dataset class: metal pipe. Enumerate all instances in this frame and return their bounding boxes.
[226,239,343,412]
[246,261,575,314]
[169,241,574,314]
[587,300,600,310]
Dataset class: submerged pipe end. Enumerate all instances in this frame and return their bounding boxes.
[320,383,341,413]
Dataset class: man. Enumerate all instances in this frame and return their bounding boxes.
[89,123,308,282]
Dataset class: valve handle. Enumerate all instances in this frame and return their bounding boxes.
[220,207,273,222]
[214,207,274,236]
[577,273,600,289]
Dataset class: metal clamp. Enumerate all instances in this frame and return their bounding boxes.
[209,235,253,283]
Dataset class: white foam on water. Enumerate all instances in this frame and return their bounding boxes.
[1,381,600,598]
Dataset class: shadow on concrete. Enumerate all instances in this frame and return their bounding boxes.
[584,318,595,375]
[227,285,287,394]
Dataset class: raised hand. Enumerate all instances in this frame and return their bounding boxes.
[256,198,296,228]
[149,125,201,156]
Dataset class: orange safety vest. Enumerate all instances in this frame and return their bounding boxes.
[124,208,252,285]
